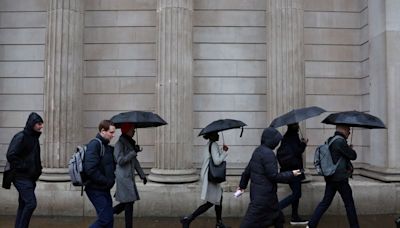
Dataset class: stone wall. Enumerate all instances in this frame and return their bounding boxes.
[0,0,48,166]
[303,0,369,167]
[0,0,394,176]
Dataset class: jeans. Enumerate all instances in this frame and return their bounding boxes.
[13,178,37,228]
[86,189,114,228]
[308,180,359,228]
[278,179,302,218]
[113,202,134,228]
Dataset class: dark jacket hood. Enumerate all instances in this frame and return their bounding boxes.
[24,112,43,137]
[261,127,282,149]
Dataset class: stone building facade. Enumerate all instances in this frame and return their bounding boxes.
[1,0,400,217]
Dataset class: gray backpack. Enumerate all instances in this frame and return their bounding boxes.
[68,138,104,187]
[314,135,343,176]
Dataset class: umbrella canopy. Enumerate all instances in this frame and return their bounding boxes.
[321,111,386,129]
[269,106,326,128]
[111,111,167,128]
[198,119,247,136]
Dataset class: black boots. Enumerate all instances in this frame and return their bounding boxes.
[180,215,194,228]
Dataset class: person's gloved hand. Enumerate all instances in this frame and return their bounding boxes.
[134,144,143,152]
[143,177,147,185]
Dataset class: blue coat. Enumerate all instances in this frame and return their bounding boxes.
[84,134,115,191]
[239,128,294,228]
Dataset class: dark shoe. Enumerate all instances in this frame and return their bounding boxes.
[290,217,308,225]
[216,221,231,228]
[180,215,193,228]
[395,217,400,228]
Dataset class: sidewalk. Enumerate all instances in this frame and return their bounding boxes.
[0,215,398,228]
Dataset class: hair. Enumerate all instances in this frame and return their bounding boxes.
[203,132,218,140]
[121,123,135,134]
[98,120,115,132]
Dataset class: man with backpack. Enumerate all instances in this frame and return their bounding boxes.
[84,120,116,228]
[307,125,359,228]
[5,112,43,228]
[277,123,308,225]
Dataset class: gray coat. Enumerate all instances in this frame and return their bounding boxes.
[200,141,228,205]
[114,135,146,203]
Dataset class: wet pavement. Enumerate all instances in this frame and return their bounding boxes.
[0,215,398,228]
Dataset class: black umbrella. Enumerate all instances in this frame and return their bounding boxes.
[198,119,247,137]
[111,111,167,128]
[321,111,386,129]
[269,106,326,128]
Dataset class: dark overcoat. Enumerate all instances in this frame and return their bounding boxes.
[239,128,294,228]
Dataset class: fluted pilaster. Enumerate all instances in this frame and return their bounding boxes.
[266,0,305,122]
[148,0,198,183]
[41,0,84,181]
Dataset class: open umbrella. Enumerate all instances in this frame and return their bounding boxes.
[111,111,167,128]
[269,106,326,128]
[321,111,386,129]
[198,119,247,137]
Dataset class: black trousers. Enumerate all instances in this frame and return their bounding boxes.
[308,180,359,228]
[113,202,134,228]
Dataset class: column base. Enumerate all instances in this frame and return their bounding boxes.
[39,168,70,182]
[148,168,199,183]
[359,164,400,182]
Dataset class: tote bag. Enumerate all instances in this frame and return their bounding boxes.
[208,142,226,183]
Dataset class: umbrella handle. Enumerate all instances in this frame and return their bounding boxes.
[299,128,304,139]
[350,128,353,145]
[221,131,225,145]
[135,129,143,152]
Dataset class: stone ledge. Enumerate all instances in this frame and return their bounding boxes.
[1,175,399,217]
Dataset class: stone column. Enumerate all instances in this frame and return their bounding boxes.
[148,0,198,183]
[41,0,84,181]
[365,1,400,181]
[266,0,305,122]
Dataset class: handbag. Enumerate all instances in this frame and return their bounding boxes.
[207,142,226,183]
[2,161,14,189]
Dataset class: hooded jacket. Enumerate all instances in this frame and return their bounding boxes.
[6,112,43,181]
[239,127,294,228]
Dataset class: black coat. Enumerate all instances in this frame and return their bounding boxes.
[277,130,306,171]
[239,128,294,228]
[326,131,357,182]
[6,112,43,181]
[83,134,116,191]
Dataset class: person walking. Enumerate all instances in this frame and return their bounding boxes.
[113,123,147,228]
[238,127,302,228]
[84,120,116,228]
[307,125,359,228]
[6,112,44,228]
[180,132,229,228]
[277,123,308,225]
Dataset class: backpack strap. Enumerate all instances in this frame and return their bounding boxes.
[93,138,104,157]
[326,135,343,146]
[208,142,213,163]
[326,135,344,164]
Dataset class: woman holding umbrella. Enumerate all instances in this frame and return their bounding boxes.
[113,123,147,228]
[180,131,229,228]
